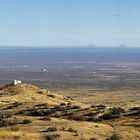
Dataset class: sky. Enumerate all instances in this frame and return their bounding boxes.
[0,0,140,47]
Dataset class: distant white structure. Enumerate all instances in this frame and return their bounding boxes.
[13,80,22,85]
[42,69,47,72]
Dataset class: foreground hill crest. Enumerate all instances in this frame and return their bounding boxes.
[0,83,74,105]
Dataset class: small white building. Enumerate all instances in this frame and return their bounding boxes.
[13,80,22,85]
[42,69,47,72]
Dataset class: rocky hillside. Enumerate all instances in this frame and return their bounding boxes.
[0,83,76,105]
[0,83,139,140]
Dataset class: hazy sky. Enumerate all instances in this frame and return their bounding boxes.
[0,0,140,47]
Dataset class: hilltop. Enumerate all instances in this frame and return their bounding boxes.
[0,83,139,140]
[0,83,75,106]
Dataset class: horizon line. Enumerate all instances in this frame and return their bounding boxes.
[0,45,140,48]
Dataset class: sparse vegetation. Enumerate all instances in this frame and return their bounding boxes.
[97,104,106,109]
[130,107,140,111]
[68,127,77,133]
[20,119,32,124]
[46,127,57,132]
[99,107,125,120]
[68,115,84,121]
[89,138,98,140]
[40,116,51,121]
[106,133,120,140]
[0,82,139,140]
[99,113,118,120]
[111,107,125,115]
[44,134,60,140]
[6,102,22,109]
[48,94,55,98]
[0,112,12,119]
[71,105,81,109]
[84,112,96,117]
[60,103,66,106]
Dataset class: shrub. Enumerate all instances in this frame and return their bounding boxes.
[20,119,32,124]
[36,91,43,94]
[91,105,96,108]
[60,103,66,106]
[71,105,81,109]
[106,133,120,140]
[0,112,12,119]
[53,106,66,111]
[48,94,55,98]
[99,107,125,120]
[27,108,55,116]
[68,115,84,121]
[111,107,125,115]
[89,138,98,140]
[84,112,96,116]
[130,107,140,111]
[97,104,106,109]
[0,120,12,127]
[47,127,57,132]
[68,127,77,133]
[40,117,51,121]
[11,126,19,131]
[6,102,22,109]
[44,134,60,140]
[99,113,118,120]
[35,103,48,107]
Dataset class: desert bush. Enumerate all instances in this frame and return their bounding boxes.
[48,94,55,98]
[6,102,22,109]
[67,102,72,106]
[0,112,15,127]
[14,110,25,115]
[99,107,125,120]
[53,106,66,111]
[27,108,55,116]
[126,110,140,116]
[36,91,43,94]
[20,119,32,124]
[0,112,12,119]
[91,105,96,108]
[99,113,118,120]
[97,104,106,109]
[85,117,101,122]
[84,112,96,117]
[0,119,19,127]
[35,103,48,107]
[60,103,66,106]
[68,127,77,133]
[14,136,20,139]
[44,134,60,140]
[84,107,90,110]
[0,120,12,127]
[111,107,125,115]
[68,115,84,121]
[71,105,81,109]
[73,133,79,136]
[106,133,120,140]
[89,137,98,140]
[40,116,51,121]
[47,127,57,132]
[130,107,140,111]
[11,126,20,131]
